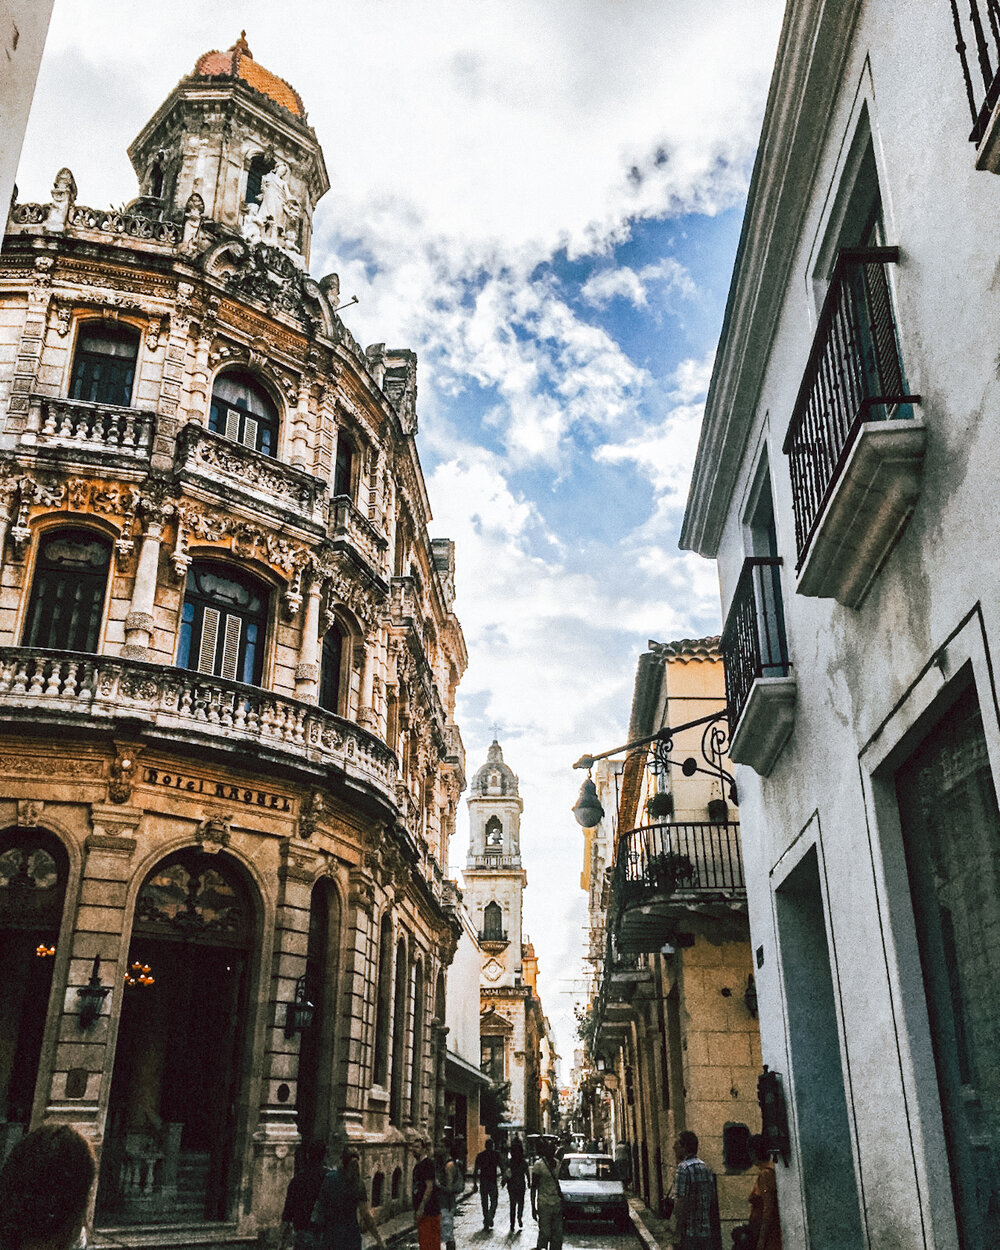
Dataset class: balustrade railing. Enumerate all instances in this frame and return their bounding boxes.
[720,557,790,729]
[25,395,155,456]
[0,648,397,799]
[479,929,509,943]
[783,248,918,563]
[329,496,388,572]
[68,205,181,246]
[950,0,1000,141]
[613,821,745,904]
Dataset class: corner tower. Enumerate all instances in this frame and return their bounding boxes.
[127,32,329,266]
[463,740,526,986]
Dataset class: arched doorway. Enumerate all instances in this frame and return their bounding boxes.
[0,828,68,1161]
[296,879,341,1147]
[97,849,256,1225]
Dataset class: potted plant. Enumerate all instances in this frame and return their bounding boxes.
[645,850,696,894]
[707,798,729,824]
[646,792,674,820]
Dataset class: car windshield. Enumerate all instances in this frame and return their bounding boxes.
[559,1157,619,1181]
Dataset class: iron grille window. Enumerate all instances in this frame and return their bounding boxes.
[23,528,112,653]
[177,563,268,686]
[69,322,140,408]
[209,370,279,458]
[319,623,344,713]
[720,557,790,728]
[782,248,918,563]
[950,0,1000,142]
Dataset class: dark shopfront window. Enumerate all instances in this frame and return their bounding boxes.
[69,321,140,408]
[23,529,112,653]
[896,684,1000,1246]
[178,563,269,686]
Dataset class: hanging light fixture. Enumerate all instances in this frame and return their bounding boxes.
[571,777,605,828]
[77,955,110,1030]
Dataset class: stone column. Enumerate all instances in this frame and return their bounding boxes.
[122,517,165,659]
[294,579,321,701]
[337,870,376,1137]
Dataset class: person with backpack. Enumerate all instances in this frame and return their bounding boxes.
[529,1137,563,1250]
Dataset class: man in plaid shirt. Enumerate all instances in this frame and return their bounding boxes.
[671,1131,716,1250]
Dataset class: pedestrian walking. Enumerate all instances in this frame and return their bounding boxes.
[529,1137,563,1250]
[312,1147,386,1250]
[413,1138,442,1250]
[281,1141,327,1250]
[0,1123,96,1250]
[506,1136,530,1233]
[472,1137,501,1230]
[670,1131,720,1250]
[746,1135,781,1250]
[439,1140,464,1250]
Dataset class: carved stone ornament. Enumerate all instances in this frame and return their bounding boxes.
[171,500,312,584]
[348,868,375,916]
[108,742,145,805]
[298,789,324,840]
[195,814,233,851]
[16,799,44,828]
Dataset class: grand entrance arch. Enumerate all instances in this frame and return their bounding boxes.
[0,828,69,1161]
[97,848,257,1225]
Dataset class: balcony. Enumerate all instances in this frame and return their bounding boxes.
[329,495,389,577]
[613,820,746,955]
[721,557,795,775]
[0,647,397,804]
[174,423,327,533]
[951,0,1000,166]
[783,248,923,608]
[479,929,509,949]
[16,394,155,468]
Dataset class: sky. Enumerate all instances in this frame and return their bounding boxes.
[17,0,785,1084]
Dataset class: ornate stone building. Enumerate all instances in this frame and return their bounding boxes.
[0,34,466,1245]
[462,740,550,1138]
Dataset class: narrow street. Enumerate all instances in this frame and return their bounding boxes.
[393,1193,641,1249]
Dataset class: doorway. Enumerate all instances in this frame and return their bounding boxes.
[97,849,255,1225]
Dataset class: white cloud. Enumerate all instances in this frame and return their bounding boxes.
[580,258,696,309]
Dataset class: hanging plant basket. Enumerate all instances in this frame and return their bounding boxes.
[646,792,674,819]
[707,798,729,824]
[645,850,696,895]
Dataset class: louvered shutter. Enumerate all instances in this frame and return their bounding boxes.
[225,410,241,441]
[198,607,221,673]
[241,417,258,450]
[221,613,243,681]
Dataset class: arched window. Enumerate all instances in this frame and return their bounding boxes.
[23,528,112,653]
[0,828,69,1128]
[245,154,272,206]
[70,321,140,408]
[410,958,424,1125]
[149,160,165,200]
[389,935,408,1126]
[485,816,503,847]
[178,562,269,686]
[210,370,279,458]
[483,902,504,940]
[333,434,354,499]
[319,621,346,715]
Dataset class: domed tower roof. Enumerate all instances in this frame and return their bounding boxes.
[471,739,520,798]
[194,32,305,118]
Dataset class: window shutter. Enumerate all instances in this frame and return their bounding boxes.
[198,607,221,673]
[225,410,241,442]
[221,613,243,681]
[242,417,258,450]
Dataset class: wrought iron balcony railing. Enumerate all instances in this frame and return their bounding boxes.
[951,0,1000,142]
[613,820,745,907]
[0,647,397,801]
[721,557,790,729]
[479,929,508,944]
[782,248,918,564]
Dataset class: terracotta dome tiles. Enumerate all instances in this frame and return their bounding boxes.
[193,33,305,118]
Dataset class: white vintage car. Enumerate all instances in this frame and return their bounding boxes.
[558,1153,631,1232]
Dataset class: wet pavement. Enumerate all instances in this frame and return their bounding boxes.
[392,1191,642,1249]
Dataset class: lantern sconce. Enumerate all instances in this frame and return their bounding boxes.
[744,973,759,1018]
[77,955,110,1030]
[284,974,315,1039]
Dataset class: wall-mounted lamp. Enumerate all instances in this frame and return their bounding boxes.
[284,974,315,1039]
[744,973,758,1018]
[77,955,110,1030]
[572,777,604,829]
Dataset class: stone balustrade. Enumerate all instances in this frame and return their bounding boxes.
[329,495,388,575]
[8,203,181,246]
[21,395,156,460]
[175,423,328,531]
[0,648,397,803]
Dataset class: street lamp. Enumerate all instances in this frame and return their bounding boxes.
[77,955,110,1030]
[571,707,737,828]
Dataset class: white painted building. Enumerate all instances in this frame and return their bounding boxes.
[682,2,1000,1246]
[0,0,54,223]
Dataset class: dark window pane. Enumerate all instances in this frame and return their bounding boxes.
[209,371,279,458]
[69,323,140,407]
[24,529,111,653]
[319,626,343,713]
[334,439,353,498]
[180,562,269,687]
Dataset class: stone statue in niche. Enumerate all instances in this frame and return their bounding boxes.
[47,168,77,232]
[239,161,305,264]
